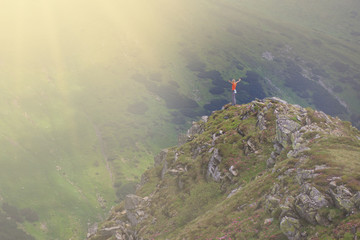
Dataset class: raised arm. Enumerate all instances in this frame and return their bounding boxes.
[236,78,241,83]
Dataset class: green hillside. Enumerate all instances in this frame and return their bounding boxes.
[0,0,359,239]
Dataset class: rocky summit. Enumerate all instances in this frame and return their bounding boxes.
[88,98,360,240]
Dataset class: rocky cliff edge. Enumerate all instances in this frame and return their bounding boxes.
[88,97,360,240]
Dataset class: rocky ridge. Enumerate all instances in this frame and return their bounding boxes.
[88,98,360,240]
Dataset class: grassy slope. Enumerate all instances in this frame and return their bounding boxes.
[0,81,116,239]
[0,0,359,239]
[127,100,360,240]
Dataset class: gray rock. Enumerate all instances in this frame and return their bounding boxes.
[265,195,281,214]
[276,118,301,147]
[270,151,277,159]
[168,168,185,175]
[294,184,329,224]
[127,211,138,226]
[191,144,208,159]
[266,155,276,168]
[229,165,238,176]
[315,212,330,226]
[125,194,144,211]
[244,139,256,155]
[274,141,284,154]
[314,165,329,171]
[227,186,242,199]
[237,128,245,137]
[87,223,98,238]
[115,232,124,240]
[284,168,296,176]
[280,196,298,219]
[268,97,288,105]
[296,169,318,185]
[187,121,204,137]
[257,112,267,130]
[248,139,256,151]
[124,195,147,227]
[317,111,332,123]
[336,185,353,198]
[177,177,184,190]
[207,148,222,182]
[161,160,168,179]
[329,181,337,189]
[351,192,360,209]
[287,130,311,158]
[287,146,310,158]
[264,218,274,225]
[280,216,301,240]
[154,149,168,166]
[241,112,250,120]
[329,186,355,213]
[271,183,281,195]
[178,120,205,146]
[139,174,149,188]
[201,115,208,123]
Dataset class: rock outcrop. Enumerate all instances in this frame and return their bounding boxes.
[88,98,360,240]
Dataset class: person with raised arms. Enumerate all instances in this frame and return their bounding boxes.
[228,78,241,105]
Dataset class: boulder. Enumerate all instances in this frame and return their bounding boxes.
[265,195,281,214]
[280,216,301,240]
[126,212,138,227]
[280,196,297,219]
[229,165,238,176]
[294,184,329,225]
[329,185,355,213]
[125,195,146,227]
[276,118,301,147]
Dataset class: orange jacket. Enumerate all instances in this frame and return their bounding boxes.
[232,82,237,91]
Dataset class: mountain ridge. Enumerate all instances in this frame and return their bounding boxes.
[87,97,360,240]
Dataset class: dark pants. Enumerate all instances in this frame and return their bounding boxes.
[232,91,236,105]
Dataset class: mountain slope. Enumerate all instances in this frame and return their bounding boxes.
[88,98,360,240]
[1,0,360,238]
